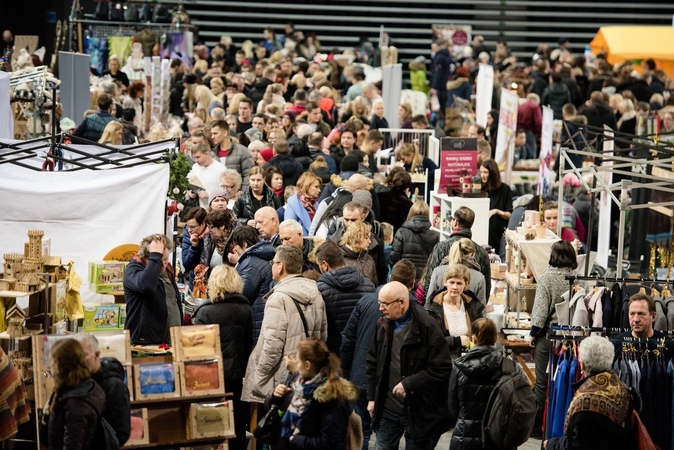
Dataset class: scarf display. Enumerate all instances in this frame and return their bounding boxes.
[299,193,317,220]
[281,373,326,439]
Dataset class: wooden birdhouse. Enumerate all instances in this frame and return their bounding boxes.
[6,305,27,338]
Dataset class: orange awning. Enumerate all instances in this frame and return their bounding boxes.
[590,26,674,76]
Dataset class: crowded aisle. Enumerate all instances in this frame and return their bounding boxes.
[0,3,673,449]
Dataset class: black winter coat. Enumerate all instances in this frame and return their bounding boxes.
[448,346,503,450]
[263,154,305,189]
[235,240,275,345]
[91,358,131,446]
[329,227,388,288]
[192,292,254,380]
[542,82,572,120]
[317,266,376,353]
[266,373,359,450]
[124,254,183,345]
[233,186,282,225]
[48,379,105,450]
[426,289,485,352]
[391,215,439,282]
[377,189,413,233]
[366,304,453,442]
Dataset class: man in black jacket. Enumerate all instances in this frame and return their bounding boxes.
[263,139,304,189]
[76,333,131,446]
[366,281,452,450]
[430,38,452,110]
[315,241,376,353]
[424,206,491,297]
[341,260,417,450]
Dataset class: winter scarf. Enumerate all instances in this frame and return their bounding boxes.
[281,373,327,439]
[299,193,318,220]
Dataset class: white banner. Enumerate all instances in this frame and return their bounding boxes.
[475,64,494,127]
[538,106,554,196]
[494,89,519,184]
[0,164,170,302]
[596,127,614,269]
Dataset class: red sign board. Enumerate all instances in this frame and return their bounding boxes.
[438,138,477,194]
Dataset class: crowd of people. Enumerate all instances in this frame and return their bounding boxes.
[30,21,674,450]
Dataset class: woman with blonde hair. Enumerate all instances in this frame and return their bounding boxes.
[284,172,322,235]
[228,92,246,115]
[193,106,210,126]
[257,83,286,114]
[210,77,225,96]
[195,85,222,113]
[182,82,198,113]
[391,200,439,283]
[339,221,377,285]
[394,142,438,202]
[617,98,636,135]
[98,121,124,145]
[46,338,105,450]
[193,264,253,450]
[103,54,129,87]
[425,264,485,357]
[426,238,487,304]
[340,95,369,123]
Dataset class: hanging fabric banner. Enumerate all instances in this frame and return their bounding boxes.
[475,63,493,127]
[494,89,519,184]
[538,106,554,196]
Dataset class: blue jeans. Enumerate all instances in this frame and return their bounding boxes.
[353,390,373,450]
[374,408,433,450]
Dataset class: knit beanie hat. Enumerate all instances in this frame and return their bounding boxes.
[260,148,274,162]
[208,189,228,206]
[340,154,360,173]
[351,189,373,211]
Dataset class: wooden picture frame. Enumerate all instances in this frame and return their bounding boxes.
[186,401,236,440]
[124,408,149,446]
[178,360,225,397]
[133,362,181,401]
[171,325,221,362]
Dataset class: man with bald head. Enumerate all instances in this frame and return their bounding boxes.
[309,173,372,236]
[366,281,452,450]
[254,207,279,244]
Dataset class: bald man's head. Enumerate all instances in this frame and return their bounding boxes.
[3,31,12,43]
[378,281,410,320]
[346,174,368,192]
[254,207,279,240]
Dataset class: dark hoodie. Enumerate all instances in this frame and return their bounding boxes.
[317,265,377,352]
[91,357,131,446]
[48,379,106,450]
[390,215,439,282]
[542,82,572,120]
[448,346,503,450]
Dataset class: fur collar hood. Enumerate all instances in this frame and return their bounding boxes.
[330,173,375,191]
[312,377,359,403]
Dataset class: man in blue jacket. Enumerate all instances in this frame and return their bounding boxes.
[124,234,183,345]
[429,39,453,113]
[340,260,417,450]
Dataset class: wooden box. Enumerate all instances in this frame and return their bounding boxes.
[186,401,235,440]
[125,408,149,446]
[134,362,181,401]
[94,330,132,364]
[123,365,134,401]
[178,360,225,397]
[171,325,221,362]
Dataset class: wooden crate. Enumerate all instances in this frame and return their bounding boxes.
[178,360,225,397]
[123,365,134,401]
[171,325,221,362]
[186,400,236,440]
[134,362,182,401]
[93,330,132,365]
[124,407,150,446]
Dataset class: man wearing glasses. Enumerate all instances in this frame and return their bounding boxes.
[366,281,452,450]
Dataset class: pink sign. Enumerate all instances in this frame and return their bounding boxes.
[438,138,477,194]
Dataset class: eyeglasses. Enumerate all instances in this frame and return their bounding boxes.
[378,298,404,308]
[186,224,201,230]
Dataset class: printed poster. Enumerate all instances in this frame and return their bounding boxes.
[494,89,518,184]
[438,138,477,194]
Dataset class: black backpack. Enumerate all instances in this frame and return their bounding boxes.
[481,357,536,450]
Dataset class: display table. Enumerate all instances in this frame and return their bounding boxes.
[499,334,536,387]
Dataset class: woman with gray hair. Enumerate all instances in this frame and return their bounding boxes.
[545,336,634,450]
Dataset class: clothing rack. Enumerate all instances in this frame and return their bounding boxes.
[564,275,671,302]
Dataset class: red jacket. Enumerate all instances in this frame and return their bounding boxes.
[517,100,542,138]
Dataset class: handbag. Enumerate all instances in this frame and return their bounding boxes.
[630,410,660,450]
[430,93,441,113]
[253,371,295,445]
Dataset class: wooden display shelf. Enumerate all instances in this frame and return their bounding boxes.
[131,392,231,406]
[0,329,42,341]
[122,436,227,449]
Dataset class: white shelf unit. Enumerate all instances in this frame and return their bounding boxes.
[428,191,490,246]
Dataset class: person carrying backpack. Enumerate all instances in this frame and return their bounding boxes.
[449,318,535,450]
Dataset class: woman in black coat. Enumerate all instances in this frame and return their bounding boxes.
[193,265,253,450]
[47,338,106,450]
[480,159,513,251]
[377,170,413,233]
[233,166,282,226]
[229,226,275,345]
[426,264,485,358]
[448,318,503,450]
[266,338,358,450]
[391,201,439,283]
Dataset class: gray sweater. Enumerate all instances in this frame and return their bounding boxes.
[530,267,576,336]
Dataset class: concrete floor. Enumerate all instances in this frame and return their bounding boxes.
[369,431,543,449]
